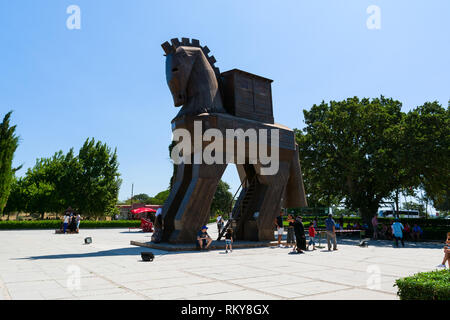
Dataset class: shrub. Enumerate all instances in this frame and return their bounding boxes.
[395,269,450,300]
[0,220,141,230]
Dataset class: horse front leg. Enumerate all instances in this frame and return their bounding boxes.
[161,162,192,242]
[168,162,227,243]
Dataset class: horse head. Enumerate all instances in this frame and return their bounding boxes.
[165,45,199,107]
[162,38,226,117]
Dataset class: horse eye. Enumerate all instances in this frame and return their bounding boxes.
[172,68,179,72]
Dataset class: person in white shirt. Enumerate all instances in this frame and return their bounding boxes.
[63,214,70,234]
[217,215,224,233]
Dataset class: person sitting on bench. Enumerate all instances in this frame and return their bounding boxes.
[197,226,213,250]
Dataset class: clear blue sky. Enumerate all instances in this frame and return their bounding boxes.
[1,0,449,202]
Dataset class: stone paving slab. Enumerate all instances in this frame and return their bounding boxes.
[0,226,445,300]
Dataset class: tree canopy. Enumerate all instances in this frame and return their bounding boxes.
[123,190,171,205]
[4,138,121,218]
[296,97,449,223]
[210,180,233,217]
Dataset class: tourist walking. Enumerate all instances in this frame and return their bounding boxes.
[225,228,233,253]
[293,216,306,253]
[286,214,296,248]
[274,211,284,247]
[391,219,405,248]
[325,214,337,251]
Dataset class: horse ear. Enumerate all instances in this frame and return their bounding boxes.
[161,41,172,55]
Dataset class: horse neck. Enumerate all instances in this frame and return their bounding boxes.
[182,57,225,115]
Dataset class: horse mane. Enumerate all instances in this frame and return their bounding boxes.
[161,38,221,80]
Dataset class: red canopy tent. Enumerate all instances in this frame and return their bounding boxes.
[129,207,157,232]
[130,207,157,214]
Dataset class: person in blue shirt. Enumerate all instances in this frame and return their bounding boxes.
[197,226,213,250]
[412,224,423,242]
[325,214,337,251]
[391,219,404,247]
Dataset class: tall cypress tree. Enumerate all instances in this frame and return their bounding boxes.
[0,111,20,215]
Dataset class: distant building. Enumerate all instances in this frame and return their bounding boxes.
[116,203,163,220]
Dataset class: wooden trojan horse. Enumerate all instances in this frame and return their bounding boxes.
[159,38,307,243]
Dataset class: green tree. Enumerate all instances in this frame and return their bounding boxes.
[0,111,20,215]
[5,138,121,219]
[151,190,170,205]
[296,97,406,224]
[433,191,449,213]
[73,138,122,218]
[403,102,450,211]
[131,193,152,204]
[3,176,26,220]
[210,180,233,217]
[295,127,342,208]
[121,190,170,205]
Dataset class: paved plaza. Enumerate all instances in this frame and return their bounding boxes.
[0,225,444,300]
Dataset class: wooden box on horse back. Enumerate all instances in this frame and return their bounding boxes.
[221,69,274,124]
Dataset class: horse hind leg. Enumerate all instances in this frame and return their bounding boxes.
[254,161,291,241]
[284,144,308,208]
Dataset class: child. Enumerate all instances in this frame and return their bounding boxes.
[225,228,233,253]
[286,214,296,248]
[308,223,316,251]
[437,232,450,268]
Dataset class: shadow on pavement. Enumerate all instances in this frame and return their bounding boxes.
[15,244,266,260]
[14,247,174,260]
[336,238,444,249]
